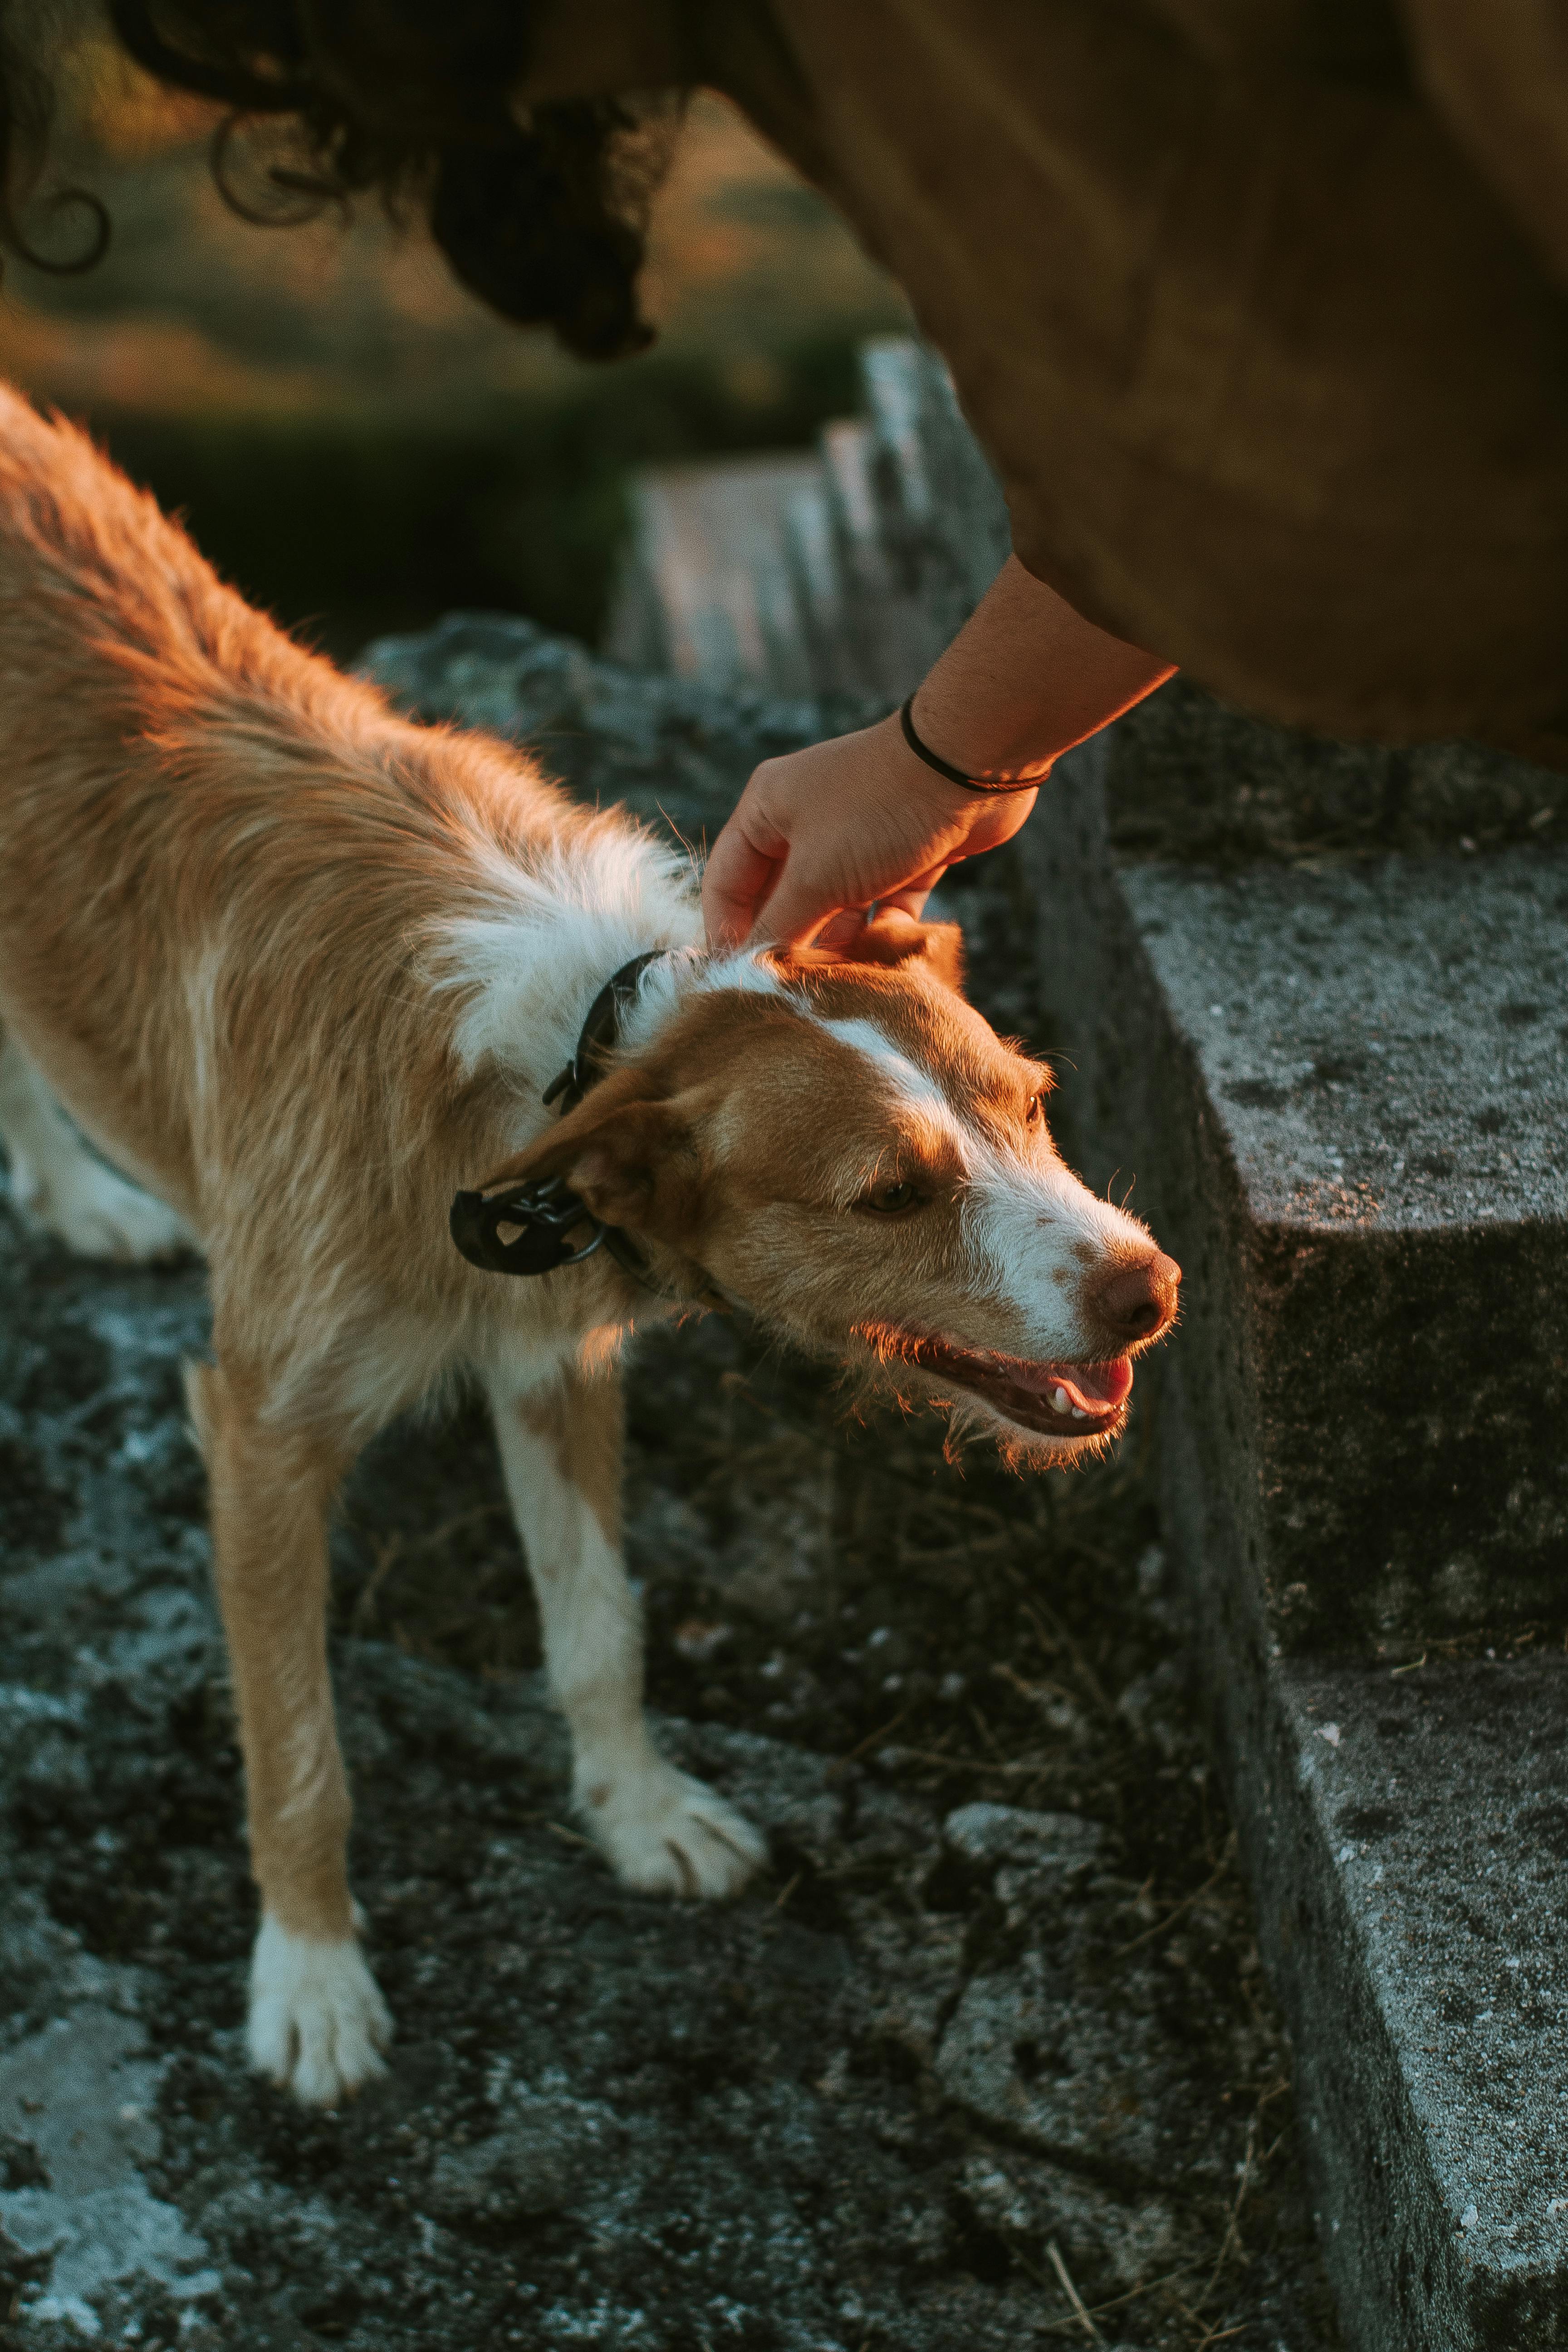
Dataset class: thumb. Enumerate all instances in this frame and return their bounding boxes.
[873,862,949,922]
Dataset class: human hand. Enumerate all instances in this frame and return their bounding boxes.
[701,710,1038,949]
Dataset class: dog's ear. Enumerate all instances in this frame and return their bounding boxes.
[473,1070,700,1241]
[886,915,965,992]
[561,1098,696,1235]
[786,910,966,991]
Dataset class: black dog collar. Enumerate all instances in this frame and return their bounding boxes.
[449,951,668,1280]
[540,950,666,1117]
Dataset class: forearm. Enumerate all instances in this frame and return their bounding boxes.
[701,561,1174,946]
[910,556,1175,780]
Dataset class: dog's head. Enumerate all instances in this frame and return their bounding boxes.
[478,914,1178,1462]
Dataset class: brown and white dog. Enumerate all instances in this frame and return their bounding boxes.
[0,387,1178,2105]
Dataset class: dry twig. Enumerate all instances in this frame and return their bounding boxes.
[349,1533,402,1637]
[1116,1832,1237,1955]
[827,1706,909,1780]
[1045,2239,1103,2342]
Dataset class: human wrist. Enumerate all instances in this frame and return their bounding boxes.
[902,688,1054,791]
[872,710,1040,860]
[873,706,1006,813]
[907,641,1068,783]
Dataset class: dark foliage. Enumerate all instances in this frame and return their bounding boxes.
[93,334,867,658]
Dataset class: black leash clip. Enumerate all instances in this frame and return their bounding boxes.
[449,1175,608,1278]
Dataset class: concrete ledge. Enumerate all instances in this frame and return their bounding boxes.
[1024,734,1568,2349]
[1098,677,1568,862]
[1029,746,1568,1653]
[1173,1476,1568,2352]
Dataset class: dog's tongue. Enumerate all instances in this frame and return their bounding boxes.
[1016,1358,1134,1412]
[1073,1360,1134,1409]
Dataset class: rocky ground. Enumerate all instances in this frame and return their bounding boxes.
[0,629,1344,2350]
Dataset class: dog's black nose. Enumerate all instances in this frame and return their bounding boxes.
[1093,1250,1181,1342]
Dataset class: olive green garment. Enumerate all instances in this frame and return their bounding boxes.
[706,0,1568,755]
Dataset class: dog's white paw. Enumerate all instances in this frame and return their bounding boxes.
[580,1759,768,1898]
[11,1148,193,1264]
[247,1916,392,2106]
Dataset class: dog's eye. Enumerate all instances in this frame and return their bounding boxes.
[859,1177,921,1215]
[1026,1093,1046,1127]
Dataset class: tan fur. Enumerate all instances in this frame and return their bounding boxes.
[186,1358,356,1940]
[517,1364,623,1550]
[0,387,1177,2104]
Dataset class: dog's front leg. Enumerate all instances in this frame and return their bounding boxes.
[489,1359,766,1898]
[188,1360,391,2105]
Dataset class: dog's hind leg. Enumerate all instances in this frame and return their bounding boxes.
[489,1358,767,1899]
[0,1029,194,1263]
[187,1358,391,2106]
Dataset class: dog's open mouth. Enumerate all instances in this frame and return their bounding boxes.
[865,1328,1133,1439]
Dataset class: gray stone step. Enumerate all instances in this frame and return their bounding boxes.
[602,337,1012,706]
[1032,765,1568,1657]
[600,449,829,698]
[1219,1647,1568,2352]
[858,334,1013,638]
[1022,735,1568,2350]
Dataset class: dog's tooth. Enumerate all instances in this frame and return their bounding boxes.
[1071,1406,1088,1420]
[1052,1386,1070,1412]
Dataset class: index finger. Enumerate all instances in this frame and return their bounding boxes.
[702,815,782,948]
[745,854,863,949]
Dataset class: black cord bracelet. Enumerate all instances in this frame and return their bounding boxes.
[897,693,1045,794]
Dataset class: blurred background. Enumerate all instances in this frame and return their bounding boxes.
[0,31,909,660]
